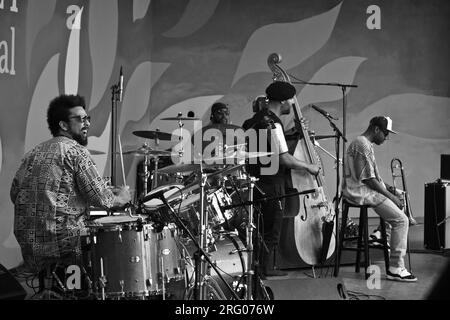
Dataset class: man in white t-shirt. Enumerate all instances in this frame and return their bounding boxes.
[342,116,417,282]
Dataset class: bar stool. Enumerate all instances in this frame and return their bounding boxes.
[335,199,390,279]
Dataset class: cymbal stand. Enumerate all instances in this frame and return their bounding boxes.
[139,150,150,201]
[245,177,256,300]
[195,168,208,300]
[158,192,239,300]
[152,156,160,190]
[152,131,162,190]
[227,174,272,300]
[177,114,185,159]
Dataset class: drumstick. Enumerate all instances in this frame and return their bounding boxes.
[117,134,127,187]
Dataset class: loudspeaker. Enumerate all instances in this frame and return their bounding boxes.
[424,182,450,250]
[441,154,450,180]
[263,277,347,300]
[0,264,27,300]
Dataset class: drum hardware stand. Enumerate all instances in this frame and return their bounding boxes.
[244,176,256,300]
[154,190,240,300]
[222,180,317,299]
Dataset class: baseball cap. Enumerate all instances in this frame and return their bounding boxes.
[370,116,398,134]
[265,81,296,102]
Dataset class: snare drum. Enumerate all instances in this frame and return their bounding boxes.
[86,216,152,298]
[143,184,184,211]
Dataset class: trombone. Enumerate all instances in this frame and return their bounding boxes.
[390,158,417,226]
[390,158,416,271]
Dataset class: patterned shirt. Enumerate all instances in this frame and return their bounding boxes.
[342,135,387,206]
[10,136,114,271]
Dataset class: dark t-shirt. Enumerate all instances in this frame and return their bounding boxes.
[242,109,287,184]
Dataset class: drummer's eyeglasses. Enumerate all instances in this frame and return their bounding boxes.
[68,115,91,124]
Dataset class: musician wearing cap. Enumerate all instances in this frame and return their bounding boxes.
[243,81,320,278]
[342,116,417,282]
[10,94,131,281]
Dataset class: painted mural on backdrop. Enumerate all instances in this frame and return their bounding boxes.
[0,0,449,268]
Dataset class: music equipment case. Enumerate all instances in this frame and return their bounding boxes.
[424,182,450,250]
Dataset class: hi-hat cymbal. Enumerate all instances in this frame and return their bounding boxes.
[161,116,200,121]
[88,150,106,155]
[133,130,175,140]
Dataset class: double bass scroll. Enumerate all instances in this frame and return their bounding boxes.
[267,53,336,266]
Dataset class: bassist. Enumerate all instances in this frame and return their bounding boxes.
[243,81,320,278]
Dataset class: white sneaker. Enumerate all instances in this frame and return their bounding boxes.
[369,230,390,249]
[387,267,417,282]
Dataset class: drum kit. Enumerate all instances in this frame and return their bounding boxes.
[80,115,278,300]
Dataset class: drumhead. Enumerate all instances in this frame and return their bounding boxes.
[143,184,184,209]
[92,215,140,225]
[178,194,200,210]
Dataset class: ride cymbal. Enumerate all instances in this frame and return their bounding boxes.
[132,130,175,140]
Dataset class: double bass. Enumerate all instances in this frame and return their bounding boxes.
[267,53,335,266]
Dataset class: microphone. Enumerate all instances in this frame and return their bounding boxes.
[119,66,124,102]
[311,104,338,120]
[141,184,176,203]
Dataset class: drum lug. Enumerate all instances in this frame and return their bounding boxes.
[130,256,141,263]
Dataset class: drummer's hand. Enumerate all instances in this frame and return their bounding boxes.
[113,186,132,206]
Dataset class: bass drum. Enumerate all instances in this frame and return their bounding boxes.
[183,232,247,299]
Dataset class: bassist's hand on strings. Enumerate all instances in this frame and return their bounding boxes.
[307,163,321,176]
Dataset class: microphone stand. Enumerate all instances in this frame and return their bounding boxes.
[317,114,346,273]
[291,79,356,276]
[110,82,121,186]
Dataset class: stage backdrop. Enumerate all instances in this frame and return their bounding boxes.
[0,0,449,268]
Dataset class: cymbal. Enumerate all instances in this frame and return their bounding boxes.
[88,150,106,155]
[133,130,175,140]
[207,164,245,179]
[119,146,174,157]
[203,151,273,163]
[161,116,200,121]
[158,163,202,174]
[202,123,242,131]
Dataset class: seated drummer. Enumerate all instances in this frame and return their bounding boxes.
[10,94,131,279]
[194,102,244,161]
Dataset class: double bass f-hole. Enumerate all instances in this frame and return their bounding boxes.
[301,196,309,221]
